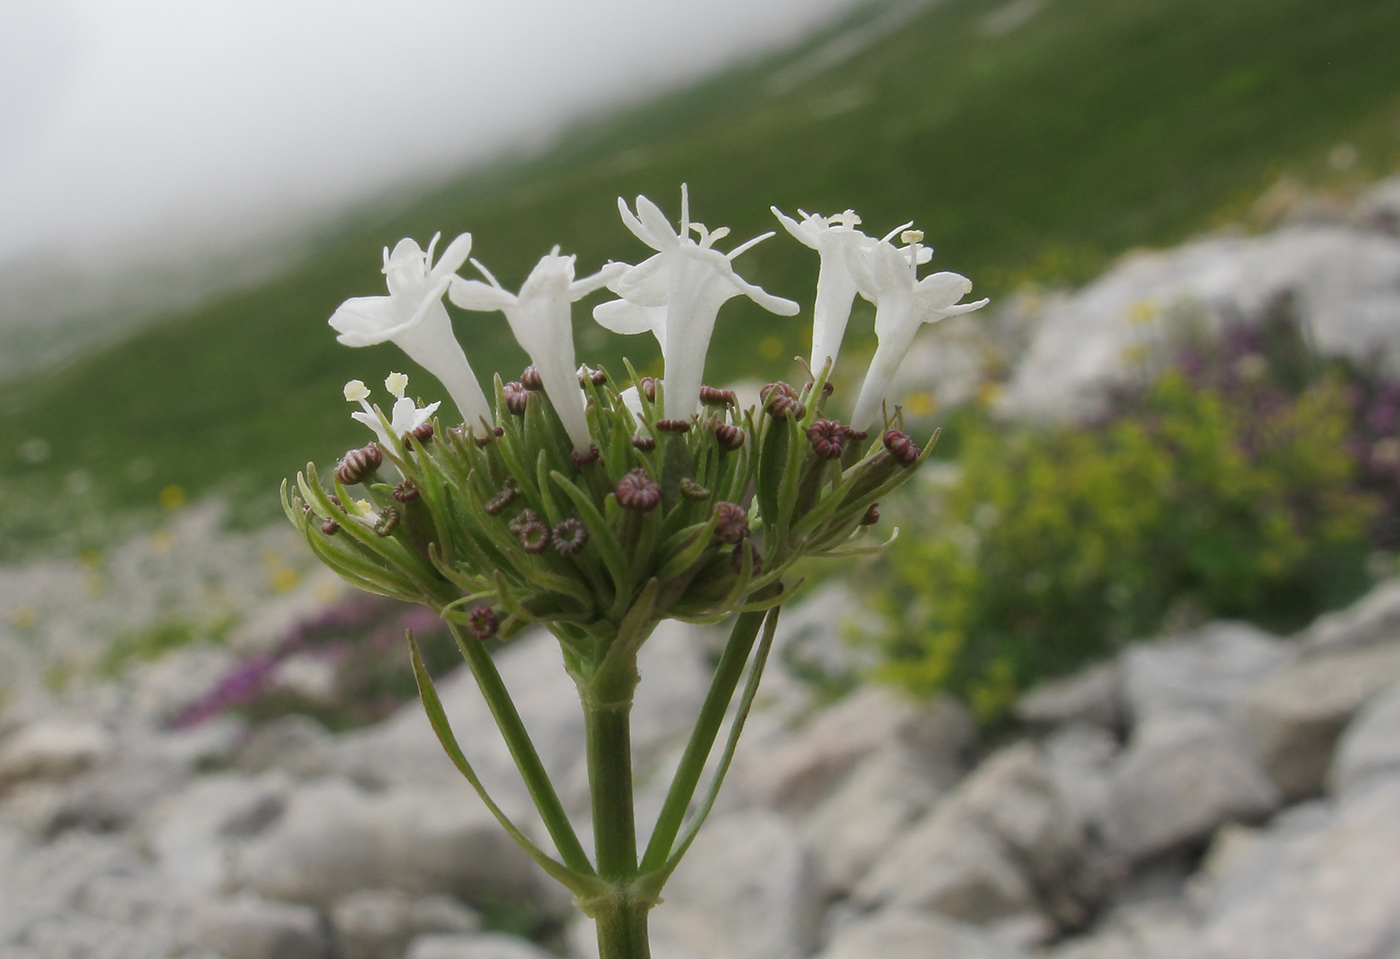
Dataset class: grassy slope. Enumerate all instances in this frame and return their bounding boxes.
[2,0,1398,554]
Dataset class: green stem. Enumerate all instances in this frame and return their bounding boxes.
[586,701,638,880]
[593,892,652,959]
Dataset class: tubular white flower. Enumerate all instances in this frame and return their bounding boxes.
[449,248,624,451]
[328,232,491,430]
[771,207,874,375]
[848,236,989,431]
[598,185,799,421]
[346,374,440,448]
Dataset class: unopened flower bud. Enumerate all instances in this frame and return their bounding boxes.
[843,426,868,442]
[321,518,340,535]
[883,429,920,467]
[474,425,506,448]
[336,444,383,486]
[631,435,656,451]
[521,365,544,390]
[656,419,691,433]
[374,506,400,537]
[639,377,657,401]
[410,421,434,444]
[712,501,749,544]
[392,479,419,503]
[578,365,607,386]
[861,503,880,525]
[507,507,540,535]
[571,445,601,470]
[616,469,661,512]
[806,419,845,460]
[485,484,517,516]
[761,382,805,419]
[821,381,835,398]
[466,605,498,640]
[552,518,589,556]
[517,519,550,554]
[713,423,746,451]
[699,386,737,407]
[503,382,533,414]
[679,478,710,501]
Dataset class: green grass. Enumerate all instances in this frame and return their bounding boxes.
[2,0,1398,556]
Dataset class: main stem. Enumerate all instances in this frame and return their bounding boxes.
[585,695,651,959]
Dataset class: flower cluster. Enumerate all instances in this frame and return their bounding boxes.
[287,188,985,637]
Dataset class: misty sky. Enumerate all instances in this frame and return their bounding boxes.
[0,0,862,264]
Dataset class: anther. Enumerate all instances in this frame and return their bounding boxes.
[551,518,589,556]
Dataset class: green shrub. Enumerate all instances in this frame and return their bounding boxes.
[867,369,1377,722]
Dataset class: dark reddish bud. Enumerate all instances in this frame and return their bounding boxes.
[712,501,749,544]
[484,485,517,516]
[679,478,710,501]
[410,421,434,444]
[466,605,499,640]
[391,479,419,503]
[474,424,506,447]
[571,445,601,470]
[821,381,835,398]
[713,422,746,451]
[578,366,607,386]
[520,365,544,390]
[883,429,920,467]
[631,435,656,451]
[861,503,880,525]
[843,426,868,442]
[336,444,383,486]
[731,540,762,575]
[503,382,533,414]
[656,418,691,433]
[507,507,540,535]
[638,377,657,401]
[320,518,340,535]
[374,506,400,537]
[806,419,846,460]
[328,495,343,509]
[761,382,805,419]
[517,519,550,554]
[552,518,589,556]
[699,386,737,407]
[615,469,661,512]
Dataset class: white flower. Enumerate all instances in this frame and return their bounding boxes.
[345,373,440,449]
[848,234,989,431]
[449,248,624,451]
[770,208,873,375]
[596,185,799,420]
[328,232,491,430]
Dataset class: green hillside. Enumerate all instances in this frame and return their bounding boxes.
[2,0,1398,556]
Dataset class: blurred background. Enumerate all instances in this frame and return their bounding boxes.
[1,0,1399,956]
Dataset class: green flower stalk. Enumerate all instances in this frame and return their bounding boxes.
[283,187,985,959]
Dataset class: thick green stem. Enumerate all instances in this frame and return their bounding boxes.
[593,893,652,959]
[586,702,638,880]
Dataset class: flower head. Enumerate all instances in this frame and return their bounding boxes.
[328,233,491,430]
[595,186,799,420]
[450,248,624,451]
[848,234,989,431]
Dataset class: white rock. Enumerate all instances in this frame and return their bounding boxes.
[1329,683,1400,796]
[1300,578,1400,654]
[194,893,326,959]
[800,743,942,895]
[1241,640,1400,799]
[333,889,480,959]
[1015,663,1122,731]
[732,686,972,814]
[1001,225,1400,420]
[1119,622,1292,728]
[235,778,536,909]
[815,910,1028,959]
[1202,781,1400,959]
[405,932,553,959]
[1103,713,1279,859]
[0,720,113,789]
